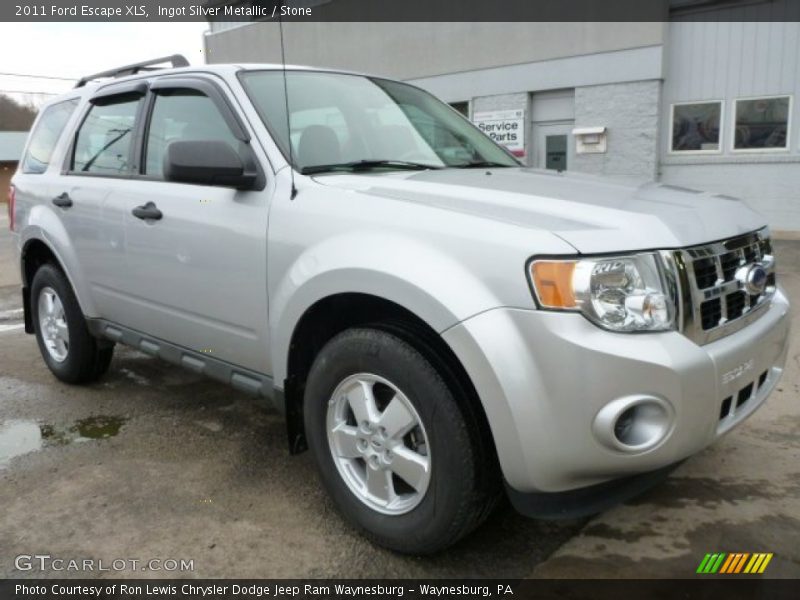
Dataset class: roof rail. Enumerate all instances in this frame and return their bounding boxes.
[75,55,190,88]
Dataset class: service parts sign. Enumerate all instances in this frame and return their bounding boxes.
[473,109,525,156]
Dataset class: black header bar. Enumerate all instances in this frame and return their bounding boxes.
[4,0,800,22]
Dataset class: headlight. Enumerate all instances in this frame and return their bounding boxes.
[529,253,675,332]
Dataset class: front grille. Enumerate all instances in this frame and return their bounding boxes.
[719,369,768,422]
[726,291,746,320]
[675,229,775,345]
[700,298,722,330]
[693,257,718,289]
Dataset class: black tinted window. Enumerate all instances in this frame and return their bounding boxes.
[72,97,139,175]
[145,90,239,178]
[21,99,79,174]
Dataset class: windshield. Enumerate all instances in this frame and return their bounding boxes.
[239,70,520,173]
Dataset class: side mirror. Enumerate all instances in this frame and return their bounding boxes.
[163,140,258,190]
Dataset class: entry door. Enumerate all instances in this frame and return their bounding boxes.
[117,83,271,374]
[59,89,145,319]
[533,122,574,171]
[120,179,269,373]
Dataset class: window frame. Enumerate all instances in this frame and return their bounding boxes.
[668,99,724,155]
[137,76,265,189]
[138,77,250,182]
[64,82,148,180]
[730,94,793,154]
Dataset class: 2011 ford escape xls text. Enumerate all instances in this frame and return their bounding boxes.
[8,56,791,553]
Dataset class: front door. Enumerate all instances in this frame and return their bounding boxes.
[532,122,574,172]
[117,82,271,374]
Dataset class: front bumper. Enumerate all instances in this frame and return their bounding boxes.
[442,287,791,494]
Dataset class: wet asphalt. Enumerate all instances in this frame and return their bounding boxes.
[0,216,798,579]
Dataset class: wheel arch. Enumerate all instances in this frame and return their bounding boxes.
[20,205,98,319]
[20,237,84,334]
[281,292,500,479]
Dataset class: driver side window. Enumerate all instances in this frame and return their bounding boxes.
[144,90,240,178]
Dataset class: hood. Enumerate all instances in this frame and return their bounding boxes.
[311,167,767,253]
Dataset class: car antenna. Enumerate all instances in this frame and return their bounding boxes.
[278,13,298,200]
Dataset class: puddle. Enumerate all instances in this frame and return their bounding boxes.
[0,415,127,468]
[0,421,42,468]
[70,415,127,440]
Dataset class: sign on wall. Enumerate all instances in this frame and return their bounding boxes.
[472,109,525,157]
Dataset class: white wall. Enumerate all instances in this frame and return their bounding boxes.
[660,15,800,230]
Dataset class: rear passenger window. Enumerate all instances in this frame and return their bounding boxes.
[72,97,140,175]
[144,90,240,178]
[21,99,79,174]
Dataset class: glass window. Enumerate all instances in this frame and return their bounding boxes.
[144,90,240,178]
[734,96,791,150]
[21,99,79,174]
[239,71,519,172]
[671,102,721,152]
[449,101,469,117]
[287,105,351,159]
[72,97,139,175]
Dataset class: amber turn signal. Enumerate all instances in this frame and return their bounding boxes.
[529,260,578,309]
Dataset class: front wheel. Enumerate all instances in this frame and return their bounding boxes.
[304,328,497,554]
[31,264,113,384]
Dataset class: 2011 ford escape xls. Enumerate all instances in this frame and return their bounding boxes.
[8,56,791,553]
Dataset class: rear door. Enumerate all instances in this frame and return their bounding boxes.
[59,83,148,319]
[114,76,271,374]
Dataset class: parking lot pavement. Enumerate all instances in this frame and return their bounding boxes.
[0,221,798,578]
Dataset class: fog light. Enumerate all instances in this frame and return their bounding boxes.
[614,407,636,442]
[593,395,674,453]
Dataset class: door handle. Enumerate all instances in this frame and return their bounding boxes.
[52,192,72,208]
[132,201,163,221]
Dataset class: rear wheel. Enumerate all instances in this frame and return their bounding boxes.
[304,327,497,554]
[31,264,113,384]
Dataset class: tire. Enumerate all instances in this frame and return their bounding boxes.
[304,327,497,554]
[31,263,114,384]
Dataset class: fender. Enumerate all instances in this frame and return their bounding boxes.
[269,232,504,386]
[21,204,99,317]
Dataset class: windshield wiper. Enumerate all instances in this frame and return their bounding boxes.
[453,160,514,169]
[301,159,443,175]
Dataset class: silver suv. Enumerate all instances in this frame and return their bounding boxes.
[9,56,791,553]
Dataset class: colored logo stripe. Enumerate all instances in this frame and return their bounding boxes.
[719,553,736,573]
[697,553,726,573]
[744,553,773,574]
[720,553,749,573]
[697,553,773,574]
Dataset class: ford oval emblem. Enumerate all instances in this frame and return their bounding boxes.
[740,264,768,296]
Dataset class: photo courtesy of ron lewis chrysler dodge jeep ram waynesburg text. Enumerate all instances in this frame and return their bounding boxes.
[7,56,791,554]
